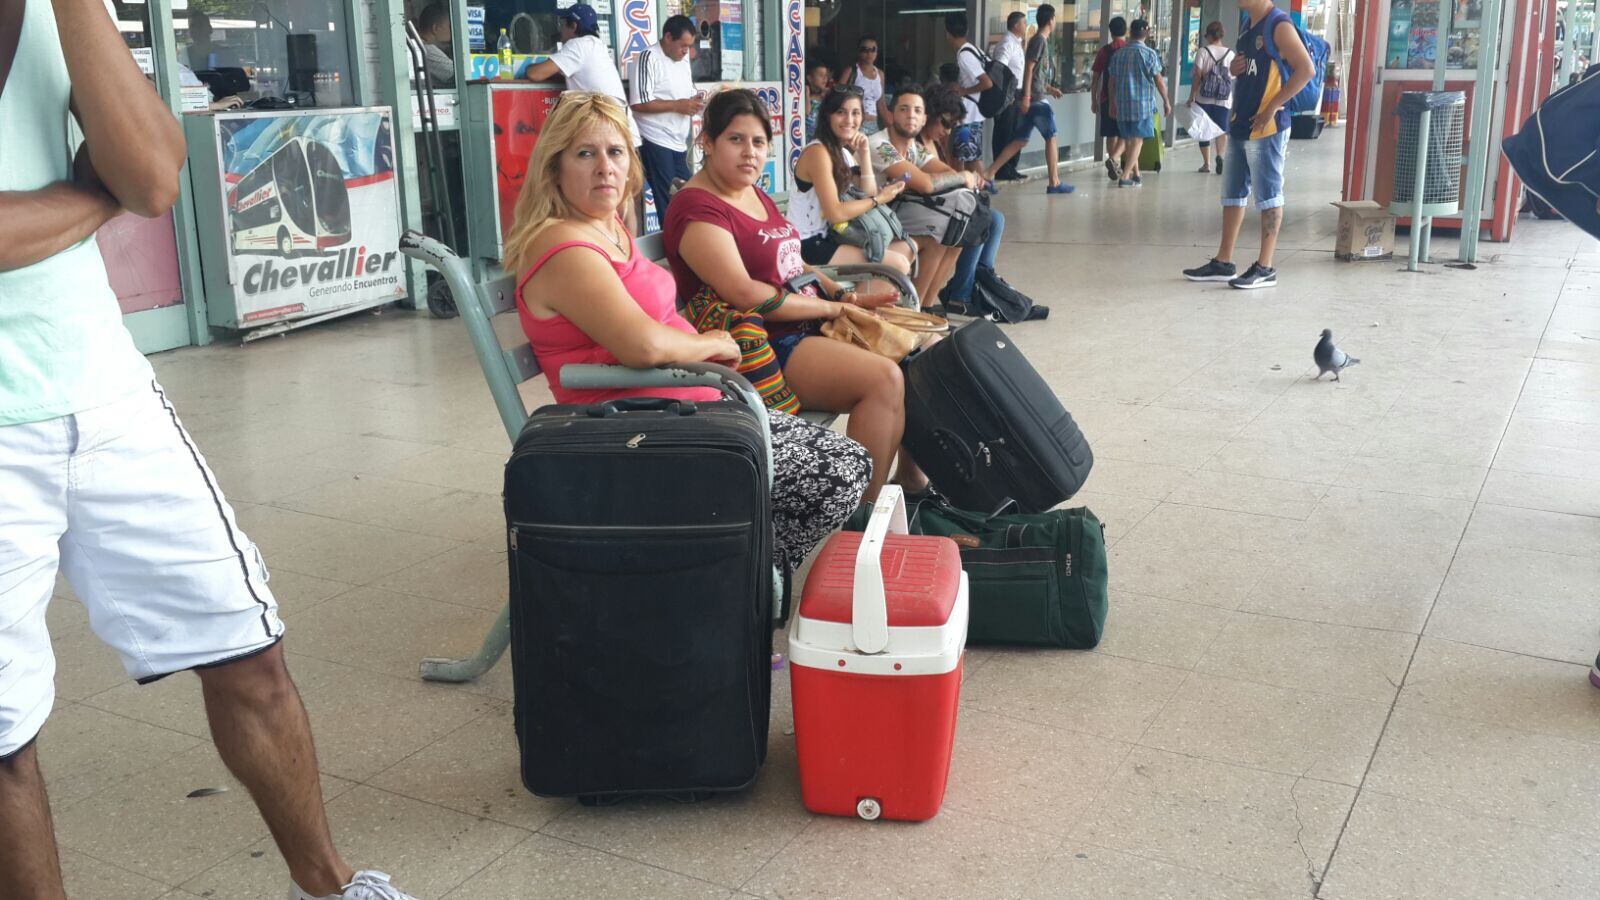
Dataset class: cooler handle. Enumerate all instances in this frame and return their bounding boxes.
[851,485,909,655]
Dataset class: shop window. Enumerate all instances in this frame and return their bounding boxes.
[663,0,756,82]
[1063,0,1144,91]
[1384,0,1485,69]
[470,1,617,59]
[176,0,357,108]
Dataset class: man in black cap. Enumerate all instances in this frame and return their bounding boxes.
[524,3,639,147]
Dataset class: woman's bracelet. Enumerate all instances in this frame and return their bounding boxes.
[752,286,786,315]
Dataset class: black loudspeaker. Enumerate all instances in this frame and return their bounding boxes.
[286,33,318,97]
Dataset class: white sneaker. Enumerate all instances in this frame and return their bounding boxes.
[291,871,416,900]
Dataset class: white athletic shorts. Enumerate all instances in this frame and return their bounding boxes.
[0,381,284,759]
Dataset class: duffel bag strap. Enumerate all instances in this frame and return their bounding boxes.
[851,485,909,654]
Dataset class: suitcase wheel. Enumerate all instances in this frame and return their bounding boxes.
[856,797,882,821]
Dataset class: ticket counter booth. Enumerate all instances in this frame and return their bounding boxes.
[1342,0,1557,242]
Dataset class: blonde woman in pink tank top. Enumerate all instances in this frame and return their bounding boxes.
[502,93,871,576]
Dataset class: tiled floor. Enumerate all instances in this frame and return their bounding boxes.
[42,133,1600,899]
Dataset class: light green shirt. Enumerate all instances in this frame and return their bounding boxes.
[0,0,152,426]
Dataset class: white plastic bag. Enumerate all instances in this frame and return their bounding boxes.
[1186,102,1225,142]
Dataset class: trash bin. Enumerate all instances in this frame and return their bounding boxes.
[1392,91,1465,210]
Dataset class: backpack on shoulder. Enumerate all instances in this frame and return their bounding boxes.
[1263,14,1330,115]
[1197,46,1234,104]
[960,45,1018,119]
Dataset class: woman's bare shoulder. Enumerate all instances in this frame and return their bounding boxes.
[527,219,590,255]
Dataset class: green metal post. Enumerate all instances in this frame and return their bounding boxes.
[1458,0,1504,262]
[1592,0,1600,64]
[147,0,212,346]
[1408,107,1433,271]
[1561,0,1580,82]
[374,0,429,310]
[1433,1,1451,90]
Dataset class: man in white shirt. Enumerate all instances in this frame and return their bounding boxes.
[524,4,640,146]
[991,11,1026,181]
[944,12,993,176]
[628,15,702,218]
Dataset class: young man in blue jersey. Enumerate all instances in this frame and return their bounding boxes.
[1182,0,1315,289]
[0,2,416,898]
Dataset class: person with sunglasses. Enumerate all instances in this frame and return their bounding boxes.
[840,36,889,134]
[921,85,1012,317]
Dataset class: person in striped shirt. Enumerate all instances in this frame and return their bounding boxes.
[628,15,703,220]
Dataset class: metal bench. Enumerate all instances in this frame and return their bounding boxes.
[397,228,918,683]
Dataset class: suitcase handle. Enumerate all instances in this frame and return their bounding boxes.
[851,485,909,655]
[586,398,698,417]
[561,363,771,488]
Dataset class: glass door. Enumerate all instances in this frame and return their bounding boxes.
[107,0,191,354]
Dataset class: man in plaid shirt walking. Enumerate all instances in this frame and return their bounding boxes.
[1107,19,1171,187]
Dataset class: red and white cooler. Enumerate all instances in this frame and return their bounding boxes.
[789,485,969,822]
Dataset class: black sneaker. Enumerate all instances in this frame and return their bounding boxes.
[1215,157,1224,176]
[1229,262,1278,290]
[1024,304,1050,321]
[932,289,975,318]
[1590,651,1600,690]
[1182,258,1237,282]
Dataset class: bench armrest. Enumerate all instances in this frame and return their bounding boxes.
[814,263,921,309]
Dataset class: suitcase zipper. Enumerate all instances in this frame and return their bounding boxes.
[509,432,765,466]
[948,328,1066,499]
[510,521,754,536]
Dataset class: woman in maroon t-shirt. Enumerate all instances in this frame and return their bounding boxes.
[664,89,926,501]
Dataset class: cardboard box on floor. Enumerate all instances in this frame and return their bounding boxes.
[1331,200,1396,261]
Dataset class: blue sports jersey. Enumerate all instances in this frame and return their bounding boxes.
[1230,7,1293,140]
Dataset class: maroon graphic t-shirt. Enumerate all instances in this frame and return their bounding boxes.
[663,186,812,340]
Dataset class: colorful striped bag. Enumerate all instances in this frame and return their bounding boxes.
[682,286,802,415]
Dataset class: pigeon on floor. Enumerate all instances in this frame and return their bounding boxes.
[1313,329,1360,381]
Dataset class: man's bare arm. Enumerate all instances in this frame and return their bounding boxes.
[0,183,120,272]
[53,0,185,217]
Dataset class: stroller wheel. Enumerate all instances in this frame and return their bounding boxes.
[427,279,458,319]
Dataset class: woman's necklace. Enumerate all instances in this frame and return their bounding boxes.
[585,218,628,257]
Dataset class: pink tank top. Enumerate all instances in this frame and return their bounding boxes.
[517,238,720,405]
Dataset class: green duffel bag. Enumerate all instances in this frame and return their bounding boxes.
[907,495,1108,648]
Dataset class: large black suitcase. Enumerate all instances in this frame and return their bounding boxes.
[902,319,1093,514]
[504,392,773,801]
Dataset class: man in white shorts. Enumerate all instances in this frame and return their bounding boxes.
[0,2,415,898]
